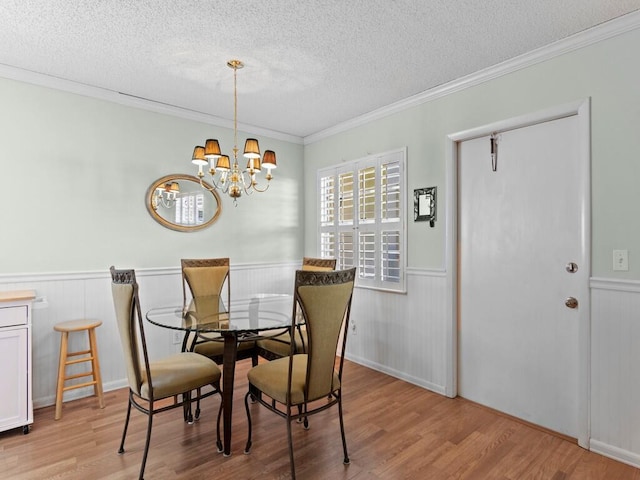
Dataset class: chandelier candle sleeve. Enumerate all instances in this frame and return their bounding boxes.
[191,59,278,202]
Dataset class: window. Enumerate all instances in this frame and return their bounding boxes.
[317,148,406,292]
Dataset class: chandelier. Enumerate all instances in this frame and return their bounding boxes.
[151,181,180,209]
[191,59,277,203]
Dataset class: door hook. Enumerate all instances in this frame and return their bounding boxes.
[490,133,498,172]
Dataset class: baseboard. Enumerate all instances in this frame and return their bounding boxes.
[590,439,640,469]
[345,353,447,396]
[34,378,128,410]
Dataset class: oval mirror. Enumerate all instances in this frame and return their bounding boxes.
[146,174,222,232]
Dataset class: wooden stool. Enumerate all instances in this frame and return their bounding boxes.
[54,319,105,420]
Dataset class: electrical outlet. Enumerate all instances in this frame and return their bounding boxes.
[172,330,183,345]
[613,249,629,271]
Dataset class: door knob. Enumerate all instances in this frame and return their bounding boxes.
[565,297,578,309]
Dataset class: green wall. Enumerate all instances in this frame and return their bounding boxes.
[3,26,639,278]
[0,78,305,274]
[304,28,640,279]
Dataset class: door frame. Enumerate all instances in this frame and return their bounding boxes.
[444,98,591,447]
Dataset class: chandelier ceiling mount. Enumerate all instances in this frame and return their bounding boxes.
[191,59,277,204]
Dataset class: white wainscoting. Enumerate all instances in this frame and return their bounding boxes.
[0,263,297,409]
[2,268,639,469]
[590,277,640,468]
[347,273,640,469]
[346,268,449,395]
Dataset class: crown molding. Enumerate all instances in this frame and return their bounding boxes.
[1,9,637,148]
[304,9,640,145]
[0,63,303,145]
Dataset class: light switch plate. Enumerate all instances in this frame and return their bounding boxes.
[613,249,629,271]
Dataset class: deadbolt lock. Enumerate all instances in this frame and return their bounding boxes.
[565,297,578,309]
[566,262,578,273]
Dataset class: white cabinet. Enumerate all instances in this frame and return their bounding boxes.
[0,290,35,434]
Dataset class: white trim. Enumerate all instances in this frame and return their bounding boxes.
[354,285,407,295]
[0,64,303,145]
[590,440,640,470]
[405,267,446,277]
[225,261,300,271]
[590,277,640,292]
[0,261,301,284]
[445,98,592,447]
[1,11,637,146]
[444,133,458,398]
[0,262,442,285]
[0,267,180,283]
[34,379,128,410]
[305,11,640,144]
[448,99,587,142]
[346,353,446,396]
[577,99,592,448]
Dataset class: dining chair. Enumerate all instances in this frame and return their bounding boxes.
[181,257,231,305]
[181,258,259,421]
[300,256,338,271]
[110,266,223,480]
[243,267,356,480]
[181,258,230,361]
[181,258,257,363]
[255,257,337,360]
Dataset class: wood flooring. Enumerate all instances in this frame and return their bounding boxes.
[1,359,638,479]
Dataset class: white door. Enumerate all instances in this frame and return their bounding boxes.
[457,114,588,439]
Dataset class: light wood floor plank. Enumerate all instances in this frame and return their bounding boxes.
[0,360,638,479]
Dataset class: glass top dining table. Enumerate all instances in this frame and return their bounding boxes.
[146,293,296,456]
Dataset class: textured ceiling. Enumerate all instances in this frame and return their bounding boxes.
[1,1,639,138]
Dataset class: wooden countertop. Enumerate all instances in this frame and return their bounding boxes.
[0,290,36,303]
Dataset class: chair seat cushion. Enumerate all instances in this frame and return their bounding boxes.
[141,352,221,400]
[194,339,255,358]
[248,354,340,405]
[256,328,307,358]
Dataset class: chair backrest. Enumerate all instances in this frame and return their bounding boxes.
[301,257,337,272]
[110,266,150,397]
[181,258,230,308]
[293,268,356,401]
[184,293,227,326]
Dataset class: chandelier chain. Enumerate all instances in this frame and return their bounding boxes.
[233,64,238,160]
[190,59,277,203]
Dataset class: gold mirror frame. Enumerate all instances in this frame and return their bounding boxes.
[146,174,222,232]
